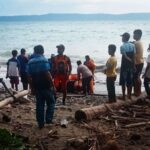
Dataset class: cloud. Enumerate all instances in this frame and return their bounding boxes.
[0,0,150,15]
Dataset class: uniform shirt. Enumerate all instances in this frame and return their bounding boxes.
[7,57,20,77]
[27,55,51,90]
[145,54,150,78]
[106,56,117,77]
[77,64,92,79]
[134,40,144,64]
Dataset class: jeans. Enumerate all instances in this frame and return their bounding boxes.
[35,89,55,127]
[107,76,116,102]
[144,77,150,96]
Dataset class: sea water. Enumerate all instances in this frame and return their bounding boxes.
[0,20,150,93]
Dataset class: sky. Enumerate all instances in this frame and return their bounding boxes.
[0,0,150,16]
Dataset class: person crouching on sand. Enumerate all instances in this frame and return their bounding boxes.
[84,55,96,94]
[104,44,117,103]
[77,60,93,95]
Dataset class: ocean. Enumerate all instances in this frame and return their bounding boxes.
[0,20,150,93]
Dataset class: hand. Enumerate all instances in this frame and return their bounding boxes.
[142,74,145,79]
[6,75,8,79]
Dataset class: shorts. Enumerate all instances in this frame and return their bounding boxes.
[9,76,19,85]
[119,68,133,86]
[54,74,69,92]
[133,63,144,79]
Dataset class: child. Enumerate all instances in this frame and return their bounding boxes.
[6,50,20,91]
[143,44,150,99]
[104,44,117,103]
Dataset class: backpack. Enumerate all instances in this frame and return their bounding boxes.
[55,55,69,74]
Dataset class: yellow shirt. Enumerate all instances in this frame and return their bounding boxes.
[134,40,144,64]
[105,56,117,77]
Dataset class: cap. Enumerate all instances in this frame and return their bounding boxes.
[56,44,65,50]
[120,32,130,39]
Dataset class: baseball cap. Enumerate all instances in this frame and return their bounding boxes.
[120,32,130,39]
[56,44,65,50]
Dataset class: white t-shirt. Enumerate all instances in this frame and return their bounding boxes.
[7,58,19,77]
[77,64,92,78]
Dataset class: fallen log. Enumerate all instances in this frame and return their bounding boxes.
[0,90,29,108]
[75,96,144,121]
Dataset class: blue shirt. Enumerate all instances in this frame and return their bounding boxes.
[120,42,135,54]
[17,55,28,73]
[27,55,50,75]
[27,55,51,90]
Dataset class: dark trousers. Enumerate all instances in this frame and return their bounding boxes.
[107,76,116,102]
[35,89,55,127]
[82,76,92,95]
[144,77,150,96]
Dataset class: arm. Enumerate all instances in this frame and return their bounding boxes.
[68,58,72,75]
[45,71,55,88]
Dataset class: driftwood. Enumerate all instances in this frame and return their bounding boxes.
[75,97,142,121]
[124,121,150,128]
[0,90,29,108]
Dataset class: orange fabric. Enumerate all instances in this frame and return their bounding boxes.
[54,74,69,92]
[90,78,94,94]
[53,55,70,74]
[84,59,96,74]
[69,74,77,81]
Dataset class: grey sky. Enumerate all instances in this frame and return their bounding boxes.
[0,0,150,16]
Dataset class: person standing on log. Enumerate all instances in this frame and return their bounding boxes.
[143,44,150,99]
[27,45,55,129]
[77,60,93,95]
[17,48,29,90]
[84,55,96,94]
[52,44,72,105]
[133,29,144,96]
[119,32,135,100]
[104,44,117,103]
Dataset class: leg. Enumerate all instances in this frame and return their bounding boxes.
[45,89,55,123]
[61,75,68,105]
[127,86,132,99]
[23,82,28,90]
[35,91,45,128]
[107,77,116,102]
[144,78,150,97]
[15,84,18,91]
[127,69,133,99]
[90,78,94,94]
[122,85,126,100]
[133,64,143,96]
[82,78,87,95]
[87,76,92,94]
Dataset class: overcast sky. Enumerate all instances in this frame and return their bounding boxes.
[0,0,150,16]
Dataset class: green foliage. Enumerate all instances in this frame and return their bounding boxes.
[0,128,26,150]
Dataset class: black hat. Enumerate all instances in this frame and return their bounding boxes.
[56,44,65,50]
[120,32,130,39]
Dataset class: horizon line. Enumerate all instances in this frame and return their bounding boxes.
[1,12,150,17]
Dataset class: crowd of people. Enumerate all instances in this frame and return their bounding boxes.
[5,28,150,128]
